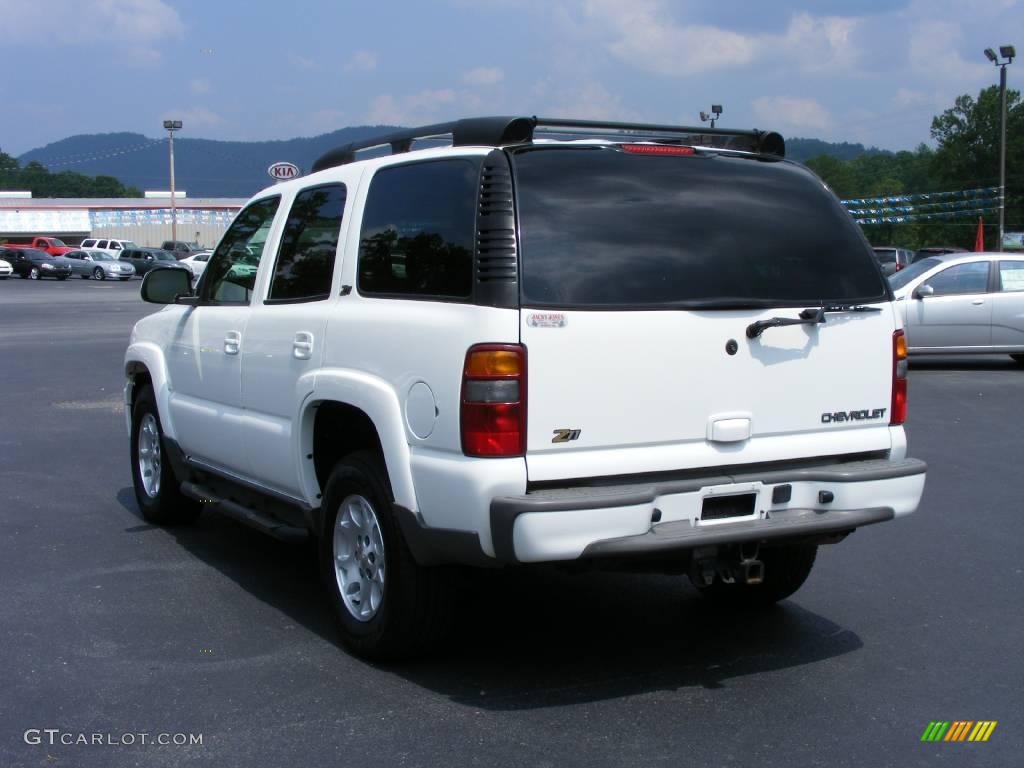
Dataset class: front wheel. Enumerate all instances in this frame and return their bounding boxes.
[93,267,105,280]
[320,451,454,660]
[29,267,40,280]
[130,384,199,525]
[692,543,818,608]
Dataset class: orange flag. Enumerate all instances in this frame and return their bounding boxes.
[975,217,985,251]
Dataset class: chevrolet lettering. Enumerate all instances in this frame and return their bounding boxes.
[821,408,888,424]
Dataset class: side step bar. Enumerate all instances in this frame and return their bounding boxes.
[180,481,308,543]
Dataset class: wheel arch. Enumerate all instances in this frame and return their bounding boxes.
[124,342,176,439]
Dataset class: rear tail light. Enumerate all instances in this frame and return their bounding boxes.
[621,144,696,156]
[461,344,526,457]
[891,330,907,425]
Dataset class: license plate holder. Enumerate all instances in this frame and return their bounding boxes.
[700,491,758,521]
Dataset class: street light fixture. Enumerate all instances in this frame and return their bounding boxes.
[163,119,183,245]
[699,104,723,128]
[984,45,1014,251]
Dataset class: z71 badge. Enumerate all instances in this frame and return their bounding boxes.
[551,429,581,443]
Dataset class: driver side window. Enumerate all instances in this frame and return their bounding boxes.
[926,261,990,296]
[202,197,280,304]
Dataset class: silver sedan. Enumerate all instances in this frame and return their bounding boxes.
[889,251,1024,364]
[64,250,136,281]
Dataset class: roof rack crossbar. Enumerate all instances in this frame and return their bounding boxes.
[310,116,784,172]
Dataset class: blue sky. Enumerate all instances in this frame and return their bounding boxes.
[0,0,1020,156]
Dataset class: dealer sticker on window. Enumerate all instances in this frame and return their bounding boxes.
[526,312,567,328]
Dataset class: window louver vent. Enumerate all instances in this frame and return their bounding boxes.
[476,161,517,284]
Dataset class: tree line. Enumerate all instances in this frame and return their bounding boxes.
[0,150,141,198]
[804,84,1022,251]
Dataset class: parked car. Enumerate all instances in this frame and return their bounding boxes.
[2,247,73,280]
[64,249,136,281]
[161,240,204,258]
[118,247,189,276]
[178,250,211,283]
[912,246,967,263]
[888,251,1024,364]
[0,256,11,279]
[0,236,74,256]
[872,246,914,276]
[125,115,926,660]
[78,238,141,259]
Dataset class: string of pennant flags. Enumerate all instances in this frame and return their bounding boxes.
[841,186,1003,225]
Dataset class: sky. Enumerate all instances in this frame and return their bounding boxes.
[0,0,1020,157]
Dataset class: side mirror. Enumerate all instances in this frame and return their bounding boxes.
[913,284,935,299]
[141,266,194,305]
[84,255,92,261]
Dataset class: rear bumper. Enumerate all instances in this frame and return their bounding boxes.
[490,458,926,563]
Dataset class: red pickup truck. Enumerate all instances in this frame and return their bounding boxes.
[0,236,73,256]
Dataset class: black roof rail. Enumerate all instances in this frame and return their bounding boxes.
[310,116,784,172]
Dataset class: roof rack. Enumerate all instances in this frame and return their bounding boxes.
[310,116,785,172]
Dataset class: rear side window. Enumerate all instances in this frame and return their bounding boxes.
[999,261,1024,292]
[357,159,477,300]
[513,147,888,308]
[268,183,346,303]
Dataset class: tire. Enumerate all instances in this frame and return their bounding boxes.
[29,267,40,280]
[693,543,818,608]
[320,450,454,660]
[1010,354,1024,366]
[93,267,105,280]
[130,384,200,526]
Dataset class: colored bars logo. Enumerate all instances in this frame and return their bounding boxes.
[921,721,997,742]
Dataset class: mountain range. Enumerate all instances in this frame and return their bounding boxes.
[16,128,889,198]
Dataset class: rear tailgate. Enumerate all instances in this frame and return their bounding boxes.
[523,305,896,482]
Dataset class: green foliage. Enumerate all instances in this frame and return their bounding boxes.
[0,149,139,198]
[803,86,1021,251]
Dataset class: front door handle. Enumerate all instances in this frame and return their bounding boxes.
[971,299,985,305]
[224,331,241,355]
[293,331,314,360]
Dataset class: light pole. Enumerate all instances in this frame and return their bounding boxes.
[984,46,1014,251]
[700,104,723,128]
[163,119,182,244]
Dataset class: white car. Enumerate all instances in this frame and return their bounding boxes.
[888,251,1024,364]
[0,257,11,279]
[124,116,927,660]
[78,238,140,259]
[178,251,211,283]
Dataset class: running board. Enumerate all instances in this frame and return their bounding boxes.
[180,481,309,542]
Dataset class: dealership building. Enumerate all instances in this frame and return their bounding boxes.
[0,192,245,248]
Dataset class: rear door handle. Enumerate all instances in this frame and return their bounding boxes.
[971,299,985,305]
[224,331,241,355]
[293,331,314,360]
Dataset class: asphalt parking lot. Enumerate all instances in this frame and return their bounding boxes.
[1,278,1021,768]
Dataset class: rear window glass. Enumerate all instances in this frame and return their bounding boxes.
[873,249,897,263]
[513,147,887,308]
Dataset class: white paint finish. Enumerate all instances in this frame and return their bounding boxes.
[409,448,527,556]
[708,415,752,443]
[405,382,437,439]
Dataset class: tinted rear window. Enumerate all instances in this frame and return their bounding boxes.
[513,147,887,308]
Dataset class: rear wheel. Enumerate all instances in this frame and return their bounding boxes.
[29,267,40,280]
[130,384,199,525]
[93,267,105,280]
[693,543,818,608]
[320,451,454,660]
[1011,354,1024,366]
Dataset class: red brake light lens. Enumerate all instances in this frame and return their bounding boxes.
[621,144,696,156]
[891,330,907,425]
[461,344,526,457]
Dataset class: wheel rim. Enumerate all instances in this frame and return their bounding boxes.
[30,268,39,279]
[137,413,161,498]
[93,268,104,280]
[332,494,386,622]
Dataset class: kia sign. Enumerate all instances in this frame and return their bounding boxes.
[267,162,300,181]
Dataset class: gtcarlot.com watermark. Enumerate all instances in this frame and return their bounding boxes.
[24,729,202,747]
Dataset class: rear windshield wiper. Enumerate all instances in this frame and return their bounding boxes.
[746,305,881,338]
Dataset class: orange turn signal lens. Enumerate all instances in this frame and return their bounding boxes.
[894,331,907,361]
[464,349,522,377]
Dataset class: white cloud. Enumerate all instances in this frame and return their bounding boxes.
[543,81,637,121]
[0,0,183,44]
[367,90,457,125]
[289,53,318,71]
[907,20,989,83]
[190,78,211,95]
[346,50,378,72]
[462,67,505,86]
[752,97,832,133]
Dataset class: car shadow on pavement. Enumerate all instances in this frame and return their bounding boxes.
[117,487,863,710]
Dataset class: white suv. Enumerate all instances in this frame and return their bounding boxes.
[124,117,926,659]
[79,238,139,259]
